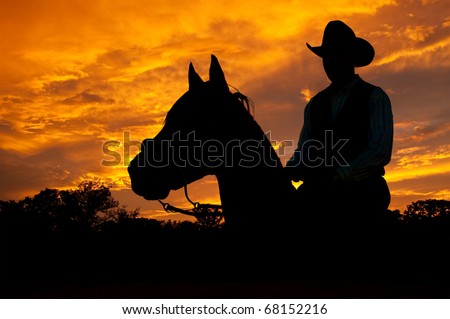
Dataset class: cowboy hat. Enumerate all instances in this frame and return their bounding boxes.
[307,20,375,67]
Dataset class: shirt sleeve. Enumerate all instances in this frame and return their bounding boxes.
[336,87,394,182]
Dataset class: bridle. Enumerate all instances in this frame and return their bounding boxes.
[156,167,223,227]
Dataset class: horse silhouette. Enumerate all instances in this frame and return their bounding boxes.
[128,55,297,234]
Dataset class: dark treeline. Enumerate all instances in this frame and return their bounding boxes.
[1,181,449,298]
[0,180,205,236]
[2,180,449,235]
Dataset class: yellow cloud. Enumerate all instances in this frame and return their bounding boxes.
[395,146,427,155]
[390,189,435,197]
[393,121,450,143]
[299,88,314,102]
[386,159,450,183]
[443,17,450,28]
[394,145,450,169]
[404,25,437,42]
[374,36,450,67]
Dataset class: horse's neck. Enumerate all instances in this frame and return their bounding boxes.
[214,123,294,226]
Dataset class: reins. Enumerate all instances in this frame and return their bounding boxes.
[157,171,223,225]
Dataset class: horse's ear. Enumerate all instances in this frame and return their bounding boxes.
[209,54,228,91]
[188,62,203,90]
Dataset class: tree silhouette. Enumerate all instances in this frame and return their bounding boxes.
[0,180,140,235]
[403,199,450,225]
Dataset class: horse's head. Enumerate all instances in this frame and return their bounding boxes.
[128,55,253,200]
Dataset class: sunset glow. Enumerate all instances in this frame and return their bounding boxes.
[1,0,449,218]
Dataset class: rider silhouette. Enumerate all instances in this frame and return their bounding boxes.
[286,20,394,229]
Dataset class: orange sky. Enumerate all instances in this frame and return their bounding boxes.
[1,0,449,220]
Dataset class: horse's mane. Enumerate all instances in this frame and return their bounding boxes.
[230,86,254,116]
